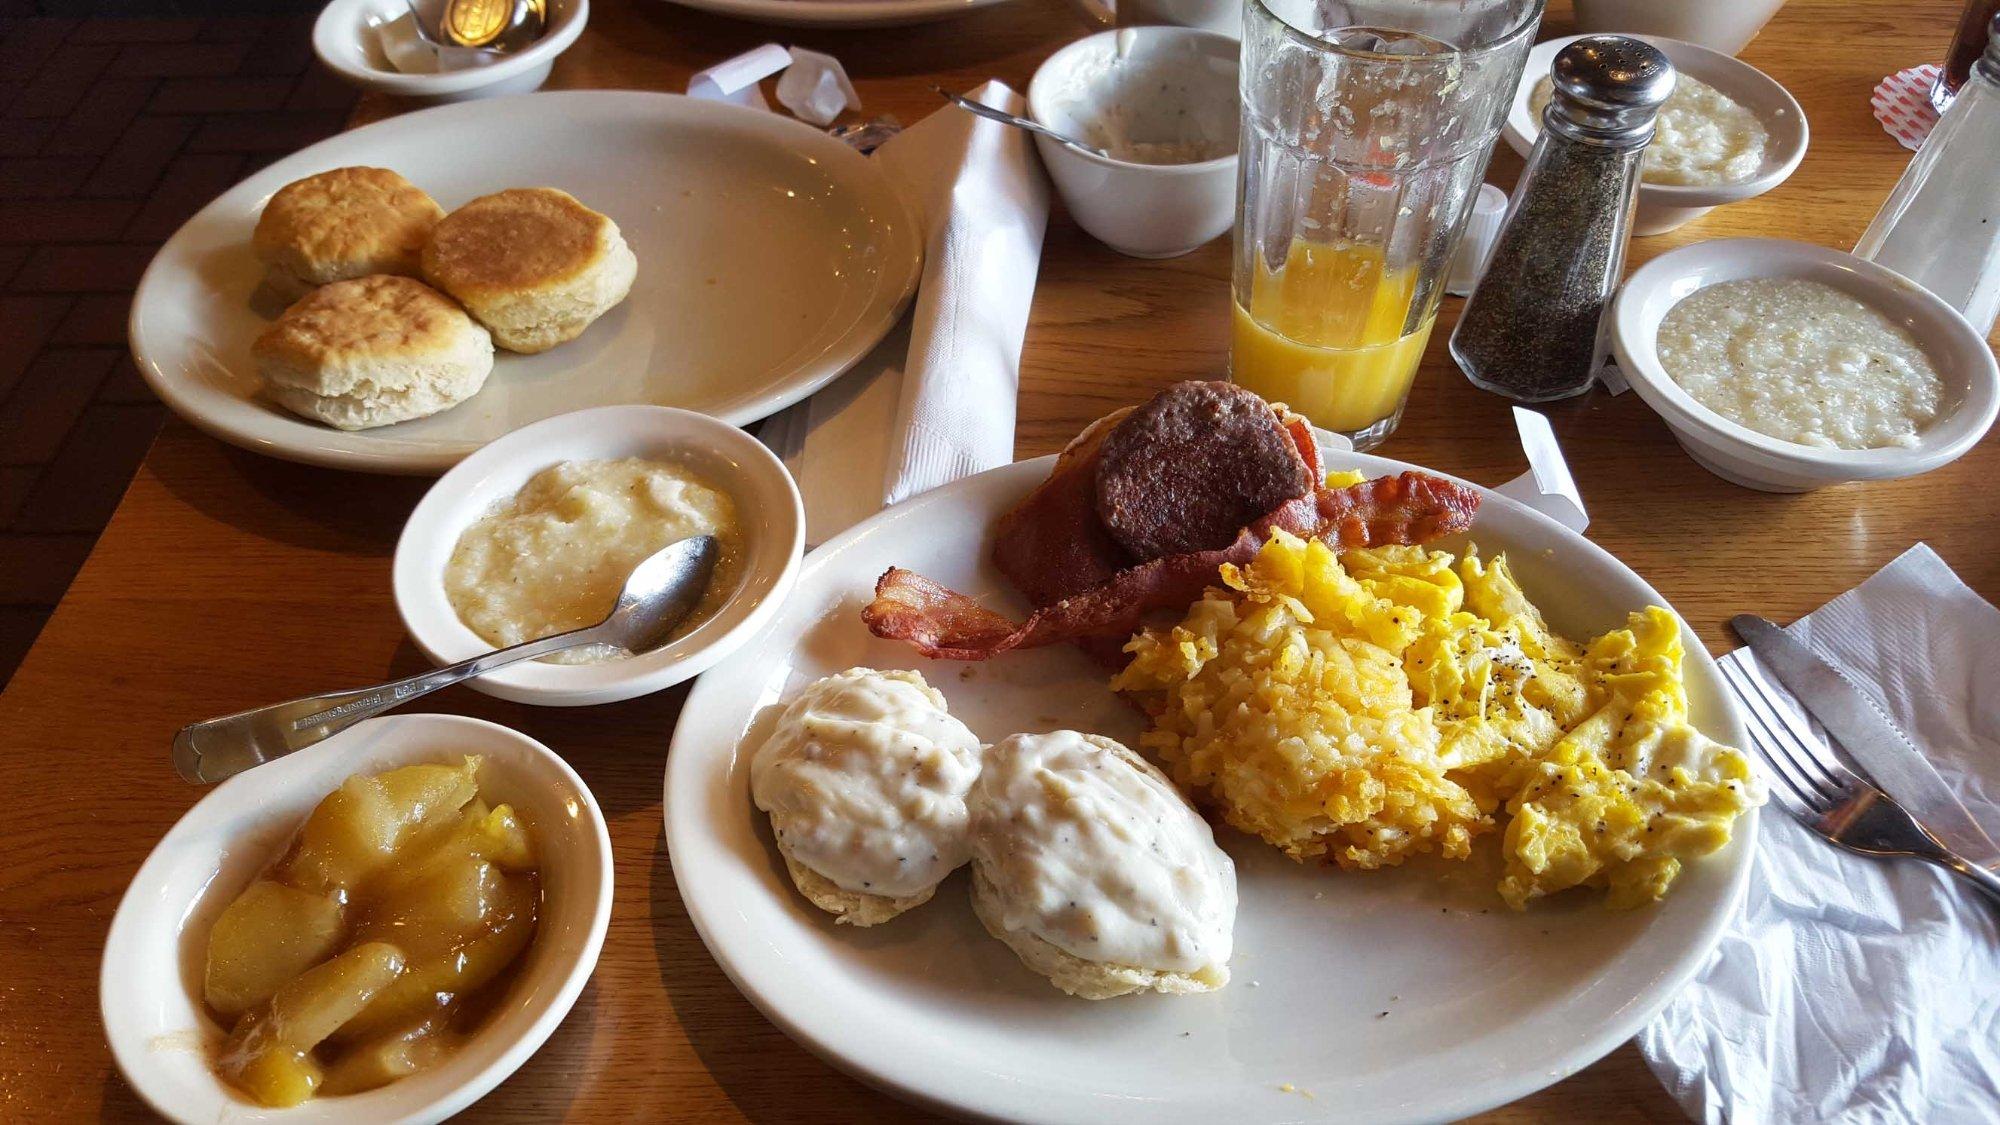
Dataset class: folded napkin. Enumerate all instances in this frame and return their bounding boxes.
[758,81,1051,542]
[1639,543,2000,1123]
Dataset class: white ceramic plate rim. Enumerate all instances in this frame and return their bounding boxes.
[1503,33,1809,207]
[393,405,806,706]
[1610,237,2000,477]
[663,450,1758,1124]
[100,713,614,1125]
[662,0,1011,25]
[310,0,588,96]
[128,90,922,475]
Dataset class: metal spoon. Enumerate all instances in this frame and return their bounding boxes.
[930,85,1107,158]
[171,536,719,785]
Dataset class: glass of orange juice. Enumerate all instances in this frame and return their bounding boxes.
[1233,0,1543,450]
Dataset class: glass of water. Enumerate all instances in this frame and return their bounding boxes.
[1232,0,1543,450]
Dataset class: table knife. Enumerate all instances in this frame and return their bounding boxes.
[1730,614,2000,861]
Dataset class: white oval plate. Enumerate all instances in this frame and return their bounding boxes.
[665,451,1757,1124]
[662,0,1012,27]
[394,405,806,706]
[130,91,921,474]
[103,713,613,1124]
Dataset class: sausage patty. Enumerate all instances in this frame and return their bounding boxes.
[1092,381,1313,560]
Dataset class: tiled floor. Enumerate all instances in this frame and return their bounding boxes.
[0,10,357,686]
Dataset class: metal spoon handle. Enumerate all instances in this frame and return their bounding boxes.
[930,86,1105,157]
[171,627,601,784]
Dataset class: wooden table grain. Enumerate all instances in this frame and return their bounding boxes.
[2,0,1987,1120]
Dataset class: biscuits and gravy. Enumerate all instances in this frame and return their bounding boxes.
[750,668,984,926]
[968,730,1236,999]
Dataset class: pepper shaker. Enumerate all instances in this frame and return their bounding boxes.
[1450,36,1676,402]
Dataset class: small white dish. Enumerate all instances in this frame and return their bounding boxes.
[1028,27,1239,259]
[1504,34,1808,235]
[1610,237,2000,492]
[394,405,804,706]
[313,0,588,103]
[1573,0,1788,57]
[101,713,613,1125]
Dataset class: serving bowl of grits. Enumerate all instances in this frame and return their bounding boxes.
[1504,34,1808,235]
[394,405,804,705]
[1611,238,2000,492]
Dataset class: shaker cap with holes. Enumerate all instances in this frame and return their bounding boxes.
[1544,35,1677,146]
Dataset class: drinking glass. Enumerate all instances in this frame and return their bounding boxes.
[1232,0,1544,450]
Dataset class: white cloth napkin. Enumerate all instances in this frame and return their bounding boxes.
[758,81,1050,543]
[1639,543,2000,1123]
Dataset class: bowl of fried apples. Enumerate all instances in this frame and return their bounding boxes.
[101,713,611,1123]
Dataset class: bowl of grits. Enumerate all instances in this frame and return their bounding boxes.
[1610,238,2000,492]
[393,405,804,705]
[1504,34,1808,235]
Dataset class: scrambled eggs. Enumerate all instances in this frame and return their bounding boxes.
[1113,520,1762,910]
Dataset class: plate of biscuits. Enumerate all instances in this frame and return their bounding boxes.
[130,91,922,473]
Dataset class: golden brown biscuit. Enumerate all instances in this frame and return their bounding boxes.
[253,167,444,298]
[421,187,637,354]
[253,275,493,431]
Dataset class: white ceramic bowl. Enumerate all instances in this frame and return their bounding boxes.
[1028,27,1239,259]
[313,0,588,103]
[1504,34,1808,235]
[1573,0,1788,56]
[1610,238,2000,492]
[102,713,613,1125]
[393,406,805,706]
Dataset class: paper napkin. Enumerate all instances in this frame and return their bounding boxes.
[757,81,1051,543]
[1639,543,2000,1123]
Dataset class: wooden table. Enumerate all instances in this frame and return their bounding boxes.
[3,0,1986,1119]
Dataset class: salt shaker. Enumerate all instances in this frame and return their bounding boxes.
[1450,37,1676,402]
[1854,12,2000,336]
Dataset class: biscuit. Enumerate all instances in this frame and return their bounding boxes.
[253,167,444,299]
[970,868,1228,1000]
[253,275,494,430]
[421,187,637,354]
[779,854,933,928]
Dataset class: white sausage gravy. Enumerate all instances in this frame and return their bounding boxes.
[751,668,983,900]
[969,730,1236,974]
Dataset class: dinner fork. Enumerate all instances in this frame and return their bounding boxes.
[1718,657,2000,904]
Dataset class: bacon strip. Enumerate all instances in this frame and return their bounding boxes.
[863,471,1479,661]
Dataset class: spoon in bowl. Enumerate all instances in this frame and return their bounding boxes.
[931,85,1108,158]
[171,535,720,785]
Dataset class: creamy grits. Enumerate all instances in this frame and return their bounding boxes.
[1532,72,1767,186]
[1656,278,1944,450]
[444,458,739,663]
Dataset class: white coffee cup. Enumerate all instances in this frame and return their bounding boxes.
[1069,0,1241,37]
